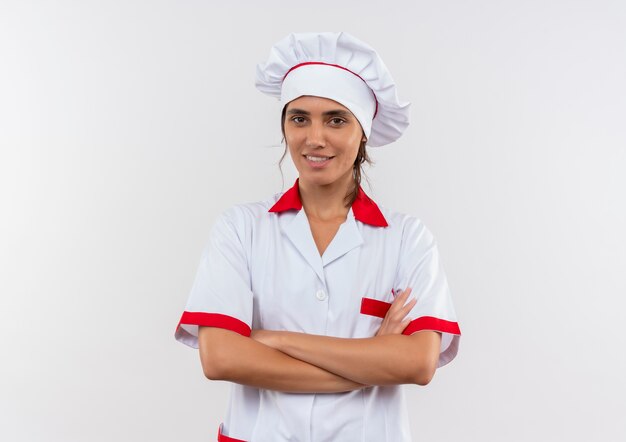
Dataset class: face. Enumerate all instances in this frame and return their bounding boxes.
[283,95,366,189]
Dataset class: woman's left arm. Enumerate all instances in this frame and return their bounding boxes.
[251,289,440,386]
[251,329,441,386]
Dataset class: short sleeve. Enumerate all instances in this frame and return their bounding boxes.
[174,207,253,348]
[394,217,461,368]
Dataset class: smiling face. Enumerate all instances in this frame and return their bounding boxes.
[283,95,366,189]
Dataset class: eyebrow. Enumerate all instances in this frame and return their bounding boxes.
[286,108,353,118]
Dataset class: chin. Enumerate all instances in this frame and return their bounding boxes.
[300,173,351,188]
[300,174,329,185]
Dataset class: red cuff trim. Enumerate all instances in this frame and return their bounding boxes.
[360,297,391,318]
[402,316,461,336]
[360,298,461,336]
[177,312,251,337]
[218,423,247,442]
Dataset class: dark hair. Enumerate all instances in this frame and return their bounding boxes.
[278,106,374,207]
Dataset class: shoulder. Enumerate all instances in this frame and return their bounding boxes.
[378,205,431,234]
[376,205,437,248]
[204,192,282,254]
[215,191,284,232]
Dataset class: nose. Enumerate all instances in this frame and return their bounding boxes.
[305,120,326,148]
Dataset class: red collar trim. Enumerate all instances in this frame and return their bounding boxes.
[269,178,388,227]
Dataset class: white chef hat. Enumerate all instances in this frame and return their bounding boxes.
[255,32,410,147]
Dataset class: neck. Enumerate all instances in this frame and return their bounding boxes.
[298,173,356,222]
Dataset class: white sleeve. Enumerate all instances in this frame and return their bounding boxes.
[394,217,461,368]
[174,207,253,349]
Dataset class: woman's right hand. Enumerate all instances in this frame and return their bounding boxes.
[375,287,416,336]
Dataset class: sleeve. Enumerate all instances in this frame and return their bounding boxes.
[394,217,461,368]
[174,207,253,349]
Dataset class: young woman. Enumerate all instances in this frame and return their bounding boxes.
[175,32,461,442]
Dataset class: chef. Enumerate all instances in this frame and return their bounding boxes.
[175,32,461,442]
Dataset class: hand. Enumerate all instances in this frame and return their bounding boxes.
[375,287,416,336]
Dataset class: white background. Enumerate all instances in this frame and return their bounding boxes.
[1,1,625,441]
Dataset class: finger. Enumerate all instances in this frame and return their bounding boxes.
[389,289,411,314]
[388,299,415,326]
[400,296,417,313]
[396,287,412,300]
[389,288,412,312]
[399,317,412,330]
[390,317,412,334]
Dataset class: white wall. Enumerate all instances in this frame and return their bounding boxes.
[1,1,625,441]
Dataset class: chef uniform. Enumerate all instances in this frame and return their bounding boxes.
[175,32,461,442]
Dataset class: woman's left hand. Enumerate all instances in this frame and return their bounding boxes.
[375,287,416,336]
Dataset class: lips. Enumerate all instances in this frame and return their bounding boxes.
[305,154,333,160]
[303,154,334,168]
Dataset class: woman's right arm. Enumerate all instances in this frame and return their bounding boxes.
[198,326,367,393]
[198,288,414,393]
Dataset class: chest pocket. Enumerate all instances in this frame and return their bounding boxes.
[360,295,393,318]
[359,287,399,331]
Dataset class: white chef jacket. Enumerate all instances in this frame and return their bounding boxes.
[175,178,461,442]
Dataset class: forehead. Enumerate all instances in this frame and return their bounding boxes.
[285,95,353,114]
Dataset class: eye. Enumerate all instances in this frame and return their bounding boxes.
[290,116,307,125]
[329,117,346,126]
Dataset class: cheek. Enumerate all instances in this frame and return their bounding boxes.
[342,128,363,149]
[284,130,302,149]
[348,148,360,165]
[286,138,303,163]
[287,143,298,160]
[342,135,362,160]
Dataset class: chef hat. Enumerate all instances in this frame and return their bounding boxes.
[255,32,410,147]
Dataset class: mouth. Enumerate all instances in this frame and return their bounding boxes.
[304,154,335,161]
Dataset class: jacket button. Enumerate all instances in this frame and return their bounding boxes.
[315,289,327,301]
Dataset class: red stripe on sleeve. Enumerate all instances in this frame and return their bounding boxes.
[177,312,251,337]
[402,316,461,336]
[218,423,247,442]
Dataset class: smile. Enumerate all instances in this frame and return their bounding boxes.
[305,155,334,162]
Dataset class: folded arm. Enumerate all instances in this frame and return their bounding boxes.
[198,326,367,393]
[251,287,441,386]
[198,288,439,391]
[252,329,441,386]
